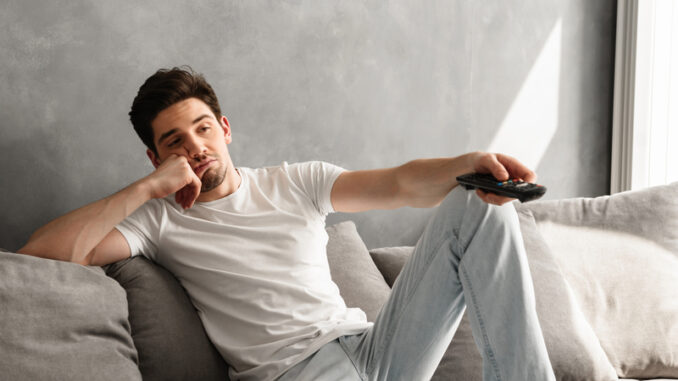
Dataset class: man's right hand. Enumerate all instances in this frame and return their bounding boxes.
[144,154,202,209]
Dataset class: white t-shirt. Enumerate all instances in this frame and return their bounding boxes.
[115,161,372,381]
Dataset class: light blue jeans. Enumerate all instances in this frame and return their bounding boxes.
[278,187,555,381]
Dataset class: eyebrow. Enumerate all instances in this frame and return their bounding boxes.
[156,114,213,145]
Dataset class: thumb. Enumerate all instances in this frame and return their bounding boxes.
[488,155,510,181]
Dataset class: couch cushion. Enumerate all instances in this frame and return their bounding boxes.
[517,209,617,380]
[368,246,412,287]
[105,256,230,381]
[517,182,678,379]
[0,250,141,381]
[326,220,392,322]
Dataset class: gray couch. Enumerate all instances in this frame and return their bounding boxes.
[1,183,677,380]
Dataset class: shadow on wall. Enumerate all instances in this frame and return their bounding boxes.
[0,1,615,251]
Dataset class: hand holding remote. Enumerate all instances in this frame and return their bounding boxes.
[462,152,542,204]
[456,173,546,203]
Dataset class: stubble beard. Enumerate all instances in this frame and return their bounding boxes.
[200,161,228,193]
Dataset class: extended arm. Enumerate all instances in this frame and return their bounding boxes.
[330,151,537,212]
[18,155,202,266]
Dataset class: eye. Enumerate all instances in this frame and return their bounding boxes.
[200,126,211,132]
[167,138,181,147]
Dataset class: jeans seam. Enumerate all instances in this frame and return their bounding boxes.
[338,337,368,381]
[364,236,449,378]
[460,260,503,381]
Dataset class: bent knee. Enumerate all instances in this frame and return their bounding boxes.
[438,188,520,244]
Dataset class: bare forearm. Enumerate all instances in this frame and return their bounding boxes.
[396,153,478,208]
[18,179,151,263]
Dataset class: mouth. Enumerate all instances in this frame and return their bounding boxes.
[193,159,216,176]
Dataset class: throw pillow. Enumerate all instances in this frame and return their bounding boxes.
[105,256,230,381]
[325,220,392,322]
[518,182,678,379]
[0,250,141,381]
[517,209,617,380]
[369,246,413,287]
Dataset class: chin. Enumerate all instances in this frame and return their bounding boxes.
[200,165,227,193]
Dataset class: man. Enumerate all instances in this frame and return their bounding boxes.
[19,67,555,381]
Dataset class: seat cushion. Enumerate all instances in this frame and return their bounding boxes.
[0,250,141,381]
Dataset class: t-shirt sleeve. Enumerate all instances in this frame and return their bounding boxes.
[114,198,164,259]
[284,161,347,216]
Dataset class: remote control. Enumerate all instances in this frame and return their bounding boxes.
[455,173,546,203]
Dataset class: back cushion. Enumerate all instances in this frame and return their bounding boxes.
[517,182,678,378]
[105,256,230,381]
[325,220,392,322]
[0,250,141,381]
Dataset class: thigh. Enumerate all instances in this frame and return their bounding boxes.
[276,339,363,381]
[340,187,485,380]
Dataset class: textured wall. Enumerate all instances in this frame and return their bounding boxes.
[0,0,616,251]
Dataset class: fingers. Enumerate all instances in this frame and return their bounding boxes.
[485,154,510,181]
[176,174,201,209]
[495,153,537,183]
[475,189,514,206]
[187,173,201,208]
[473,152,537,183]
[472,152,509,181]
[175,186,194,209]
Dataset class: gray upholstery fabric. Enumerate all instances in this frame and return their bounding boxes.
[517,182,678,379]
[517,209,617,380]
[105,256,230,381]
[0,250,141,381]
[369,246,413,287]
[326,220,392,322]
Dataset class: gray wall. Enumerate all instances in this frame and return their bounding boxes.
[0,0,616,251]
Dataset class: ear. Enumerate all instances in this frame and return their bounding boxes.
[220,116,232,144]
[146,149,161,169]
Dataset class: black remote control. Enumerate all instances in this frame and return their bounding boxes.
[456,173,546,203]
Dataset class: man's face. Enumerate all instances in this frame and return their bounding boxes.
[148,97,232,193]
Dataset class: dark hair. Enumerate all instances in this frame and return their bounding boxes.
[129,66,222,155]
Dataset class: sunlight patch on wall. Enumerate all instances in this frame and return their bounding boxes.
[487,19,562,171]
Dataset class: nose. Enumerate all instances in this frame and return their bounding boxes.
[183,134,206,159]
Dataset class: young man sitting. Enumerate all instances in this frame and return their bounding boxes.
[19,67,555,381]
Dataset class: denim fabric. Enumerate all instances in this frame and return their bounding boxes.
[278,187,555,381]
